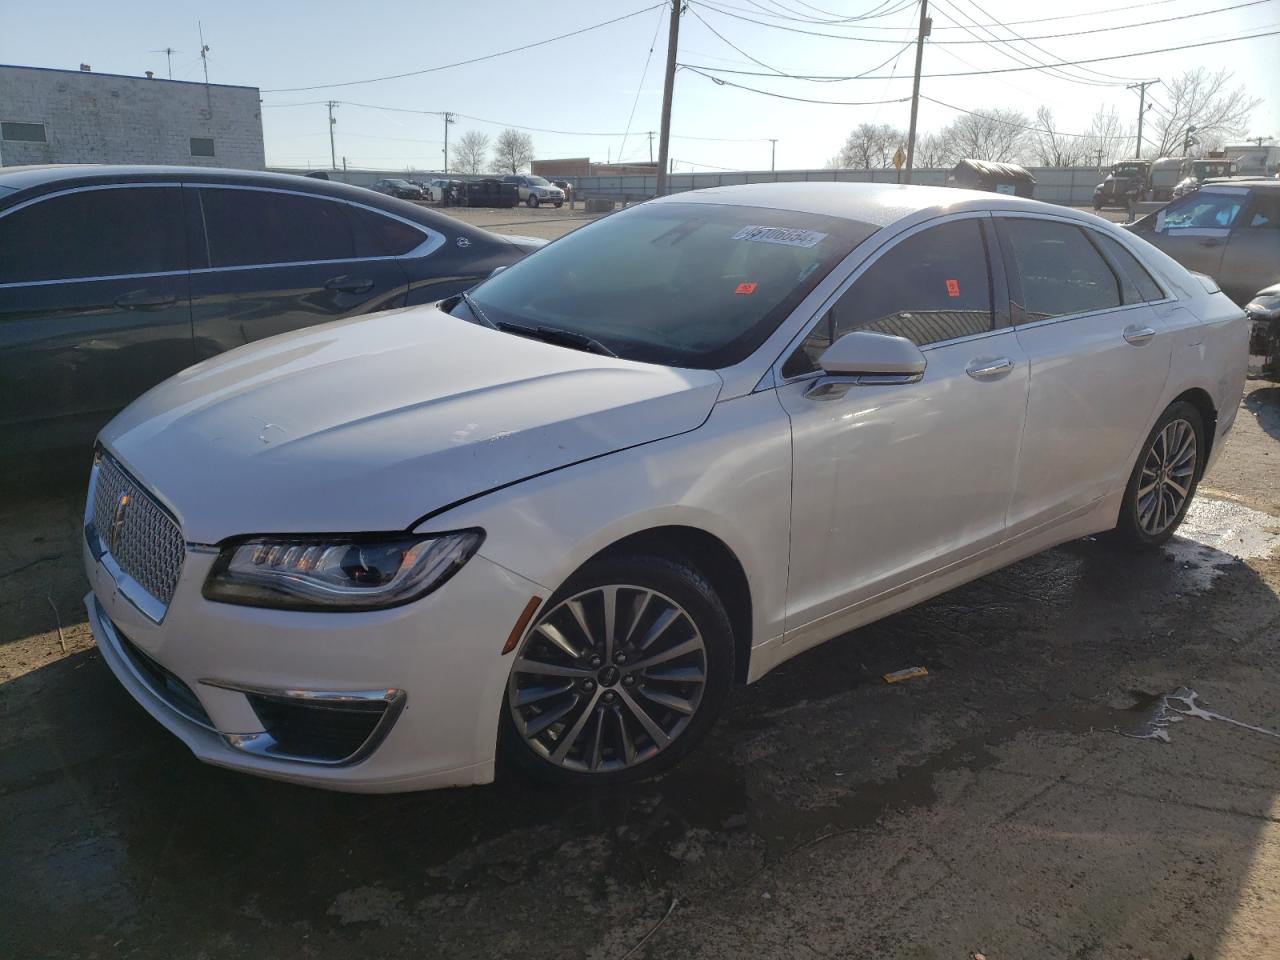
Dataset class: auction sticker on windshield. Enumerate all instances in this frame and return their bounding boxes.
[731,225,829,248]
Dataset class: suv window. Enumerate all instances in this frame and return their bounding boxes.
[1090,231,1164,303]
[199,188,355,267]
[1160,192,1244,230]
[1245,191,1280,228]
[783,219,993,378]
[0,186,185,284]
[998,218,1121,322]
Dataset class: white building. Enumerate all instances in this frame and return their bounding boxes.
[0,63,264,169]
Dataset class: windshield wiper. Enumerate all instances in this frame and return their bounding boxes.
[496,321,618,358]
[460,291,498,330]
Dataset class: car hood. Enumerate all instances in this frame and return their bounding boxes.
[101,307,723,543]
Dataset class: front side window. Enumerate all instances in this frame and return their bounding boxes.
[0,186,185,284]
[459,202,872,368]
[783,219,994,378]
[998,218,1121,322]
[199,188,355,267]
[1160,192,1244,231]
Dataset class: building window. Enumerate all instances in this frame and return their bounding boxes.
[190,137,216,157]
[1,121,47,142]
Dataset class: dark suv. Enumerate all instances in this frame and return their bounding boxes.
[370,178,425,200]
[0,165,542,464]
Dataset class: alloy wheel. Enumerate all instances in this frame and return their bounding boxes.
[507,585,708,773]
[1136,417,1197,536]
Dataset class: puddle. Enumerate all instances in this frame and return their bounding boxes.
[1121,687,1280,743]
[1164,497,1280,591]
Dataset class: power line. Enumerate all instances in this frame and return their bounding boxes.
[620,5,668,163]
[710,0,1186,29]
[678,28,1280,79]
[262,3,666,92]
[921,95,1098,138]
[682,65,912,104]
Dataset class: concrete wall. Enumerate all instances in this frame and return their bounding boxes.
[0,64,265,169]
[570,166,1106,206]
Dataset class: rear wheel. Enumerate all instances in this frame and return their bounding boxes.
[1114,401,1205,547]
[502,554,734,785]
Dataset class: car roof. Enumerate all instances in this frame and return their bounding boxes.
[648,180,1072,229]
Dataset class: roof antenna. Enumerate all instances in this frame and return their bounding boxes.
[150,47,179,80]
[198,21,210,85]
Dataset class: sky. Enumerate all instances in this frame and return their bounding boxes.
[3,0,1278,173]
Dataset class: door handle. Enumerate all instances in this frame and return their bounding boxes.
[1197,238,1223,247]
[1123,324,1157,345]
[114,289,177,310]
[324,276,375,294]
[965,356,1015,381]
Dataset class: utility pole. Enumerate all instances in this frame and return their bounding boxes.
[326,101,338,170]
[442,112,456,174]
[197,22,210,85]
[768,138,778,171]
[647,130,655,163]
[655,0,682,197]
[1127,79,1159,159]
[1096,147,1105,170]
[903,0,930,185]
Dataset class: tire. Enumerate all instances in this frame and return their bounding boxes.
[500,553,735,786]
[554,202,563,208]
[527,194,539,208]
[1114,401,1205,547]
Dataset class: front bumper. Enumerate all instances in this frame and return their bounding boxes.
[85,532,546,792]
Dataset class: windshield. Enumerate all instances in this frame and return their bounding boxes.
[456,202,872,368]
[1113,164,1145,176]
[388,179,412,187]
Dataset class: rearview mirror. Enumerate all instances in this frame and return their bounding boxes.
[808,331,926,400]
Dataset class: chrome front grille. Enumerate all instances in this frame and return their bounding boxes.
[90,454,185,609]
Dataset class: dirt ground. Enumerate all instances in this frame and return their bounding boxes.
[1,330,1277,956]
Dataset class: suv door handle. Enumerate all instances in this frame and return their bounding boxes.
[114,289,177,310]
[324,276,374,294]
[1123,324,1157,345]
[965,356,1015,380]
[1198,238,1223,247]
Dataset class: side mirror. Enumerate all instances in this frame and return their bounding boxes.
[808,331,926,400]
[489,265,509,278]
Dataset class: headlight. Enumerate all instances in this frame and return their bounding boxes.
[203,530,484,610]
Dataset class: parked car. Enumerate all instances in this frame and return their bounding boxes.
[1171,158,1237,199]
[83,182,1246,793]
[0,164,543,465]
[1246,282,1279,371]
[551,179,574,202]
[1126,179,1280,305]
[370,178,425,200]
[1093,160,1150,211]
[424,178,451,201]
[501,174,565,208]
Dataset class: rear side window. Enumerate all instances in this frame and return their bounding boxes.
[783,219,993,378]
[1090,231,1165,303]
[1245,192,1279,228]
[998,219,1121,321]
[0,186,185,283]
[348,205,428,257]
[199,188,355,267]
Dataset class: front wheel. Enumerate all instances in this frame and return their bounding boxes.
[527,194,540,208]
[502,554,734,785]
[1114,401,1205,547]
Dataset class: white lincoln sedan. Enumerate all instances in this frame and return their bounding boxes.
[83,182,1248,792]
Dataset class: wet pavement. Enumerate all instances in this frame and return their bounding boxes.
[2,383,1278,959]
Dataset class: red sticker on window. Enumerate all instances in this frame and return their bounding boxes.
[946,279,960,297]
[735,282,758,295]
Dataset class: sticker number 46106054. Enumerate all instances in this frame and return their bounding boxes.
[731,225,829,248]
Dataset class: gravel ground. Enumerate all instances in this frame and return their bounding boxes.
[0,303,1275,957]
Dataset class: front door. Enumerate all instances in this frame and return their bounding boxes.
[1141,186,1251,282]
[0,184,192,459]
[994,216,1172,535]
[188,185,408,361]
[776,216,1028,643]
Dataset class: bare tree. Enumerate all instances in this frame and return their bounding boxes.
[943,107,1030,163]
[492,129,534,174]
[453,130,491,175]
[1146,68,1261,158]
[1030,106,1092,167]
[830,122,905,169]
[914,130,957,169]
[1085,105,1132,166]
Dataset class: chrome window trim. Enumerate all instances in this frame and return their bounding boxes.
[0,182,186,286]
[185,182,444,267]
[771,210,997,386]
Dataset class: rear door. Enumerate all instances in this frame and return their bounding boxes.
[996,216,1172,535]
[188,185,411,360]
[1220,189,1280,305]
[0,184,191,459]
[776,215,1029,644]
